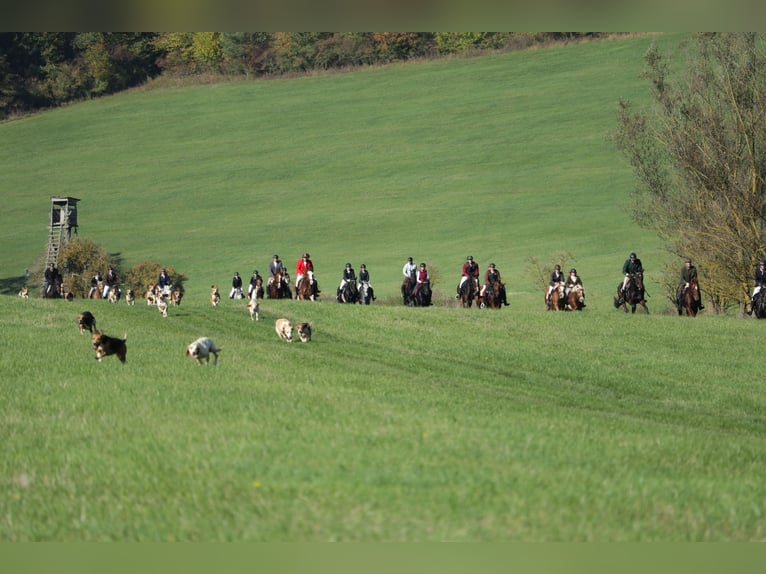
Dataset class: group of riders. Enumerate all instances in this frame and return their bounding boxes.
[38,249,766,315]
[452,255,509,307]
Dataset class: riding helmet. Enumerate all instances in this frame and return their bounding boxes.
[345,263,351,267]
[570,268,577,274]
[630,252,637,259]
[760,260,766,266]
[361,264,366,269]
[489,263,496,268]
[303,253,310,258]
[467,256,473,261]
[420,263,426,268]
[555,264,561,270]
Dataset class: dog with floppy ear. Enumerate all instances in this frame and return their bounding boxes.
[18,286,29,299]
[91,330,127,363]
[185,337,222,366]
[296,322,312,343]
[125,289,135,305]
[211,285,221,307]
[77,311,96,334]
[275,318,293,342]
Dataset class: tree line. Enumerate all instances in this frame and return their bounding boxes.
[0,32,602,120]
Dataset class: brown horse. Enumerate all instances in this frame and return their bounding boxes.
[267,271,291,299]
[480,281,503,310]
[89,281,104,299]
[401,273,416,306]
[547,283,565,311]
[250,277,264,300]
[297,270,318,301]
[566,284,585,311]
[677,277,700,317]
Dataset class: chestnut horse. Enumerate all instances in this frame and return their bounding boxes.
[267,271,291,299]
[566,284,585,311]
[677,277,700,317]
[546,283,565,311]
[480,281,503,310]
[297,270,318,301]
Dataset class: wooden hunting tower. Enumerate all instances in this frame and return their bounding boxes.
[47,196,79,268]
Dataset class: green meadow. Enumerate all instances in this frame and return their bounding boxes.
[2,34,766,541]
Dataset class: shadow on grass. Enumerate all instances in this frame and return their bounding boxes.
[0,275,29,296]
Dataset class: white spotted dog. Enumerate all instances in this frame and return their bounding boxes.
[211,285,221,307]
[275,318,293,342]
[296,322,312,343]
[125,289,136,305]
[247,296,260,321]
[18,286,29,299]
[185,337,222,366]
[156,293,169,318]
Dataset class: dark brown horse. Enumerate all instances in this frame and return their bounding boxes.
[677,277,700,317]
[401,273,416,306]
[43,278,62,299]
[458,278,478,308]
[267,271,291,299]
[614,273,648,314]
[547,283,565,311]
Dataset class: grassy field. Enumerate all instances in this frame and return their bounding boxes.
[2,33,766,541]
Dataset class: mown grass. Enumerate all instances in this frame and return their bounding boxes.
[2,33,766,541]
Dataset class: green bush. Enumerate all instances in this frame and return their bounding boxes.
[122,261,187,297]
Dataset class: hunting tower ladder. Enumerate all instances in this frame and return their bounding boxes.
[46,196,79,268]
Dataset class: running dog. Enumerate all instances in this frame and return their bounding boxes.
[296,322,312,343]
[77,311,96,334]
[275,318,293,342]
[18,286,29,299]
[156,294,168,318]
[247,298,260,321]
[91,330,127,363]
[210,285,221,307]
[185,337,222,366]
[125,289,135,305]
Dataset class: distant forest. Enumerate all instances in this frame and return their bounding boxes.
[0,32,609,119]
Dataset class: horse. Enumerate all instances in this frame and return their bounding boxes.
[752,288,766,318]
[458,278,478,308]
[566,284,585,311]
[89,281,104,299]
[614,272,649,314]
[267,271,291,299]
[297,270,318,301]
[409,280,432,307]
[43,279,62,299]
[676,277,700,317]
[401,273,416,306]
[546,282,565,311]
[481,281,503,310]
[249,277,264,300]
[337,280,358,303]
[358,281,373,305]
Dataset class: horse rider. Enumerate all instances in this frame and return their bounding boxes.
[44,262,61,294]
[358,263,376,301]
[565,267,585,307]
[411,262,430,300]
[480,263,510,306]
[103,266,118,300]
[229,271,243,299]
[157,268,171,294]
[545,264,565,308]
[402,256,417,280]
[88,269,103,298]
[248,269,263,299]
[678,258,704,311]
[295,252,319,297]
[620,252,643,298]
[268,254,287,287]
[747,259,766,315]
[456,255,480,299]
[338,262,356,298]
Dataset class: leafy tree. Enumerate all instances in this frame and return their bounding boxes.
[57,237,120,298]
[614,33,766,311]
